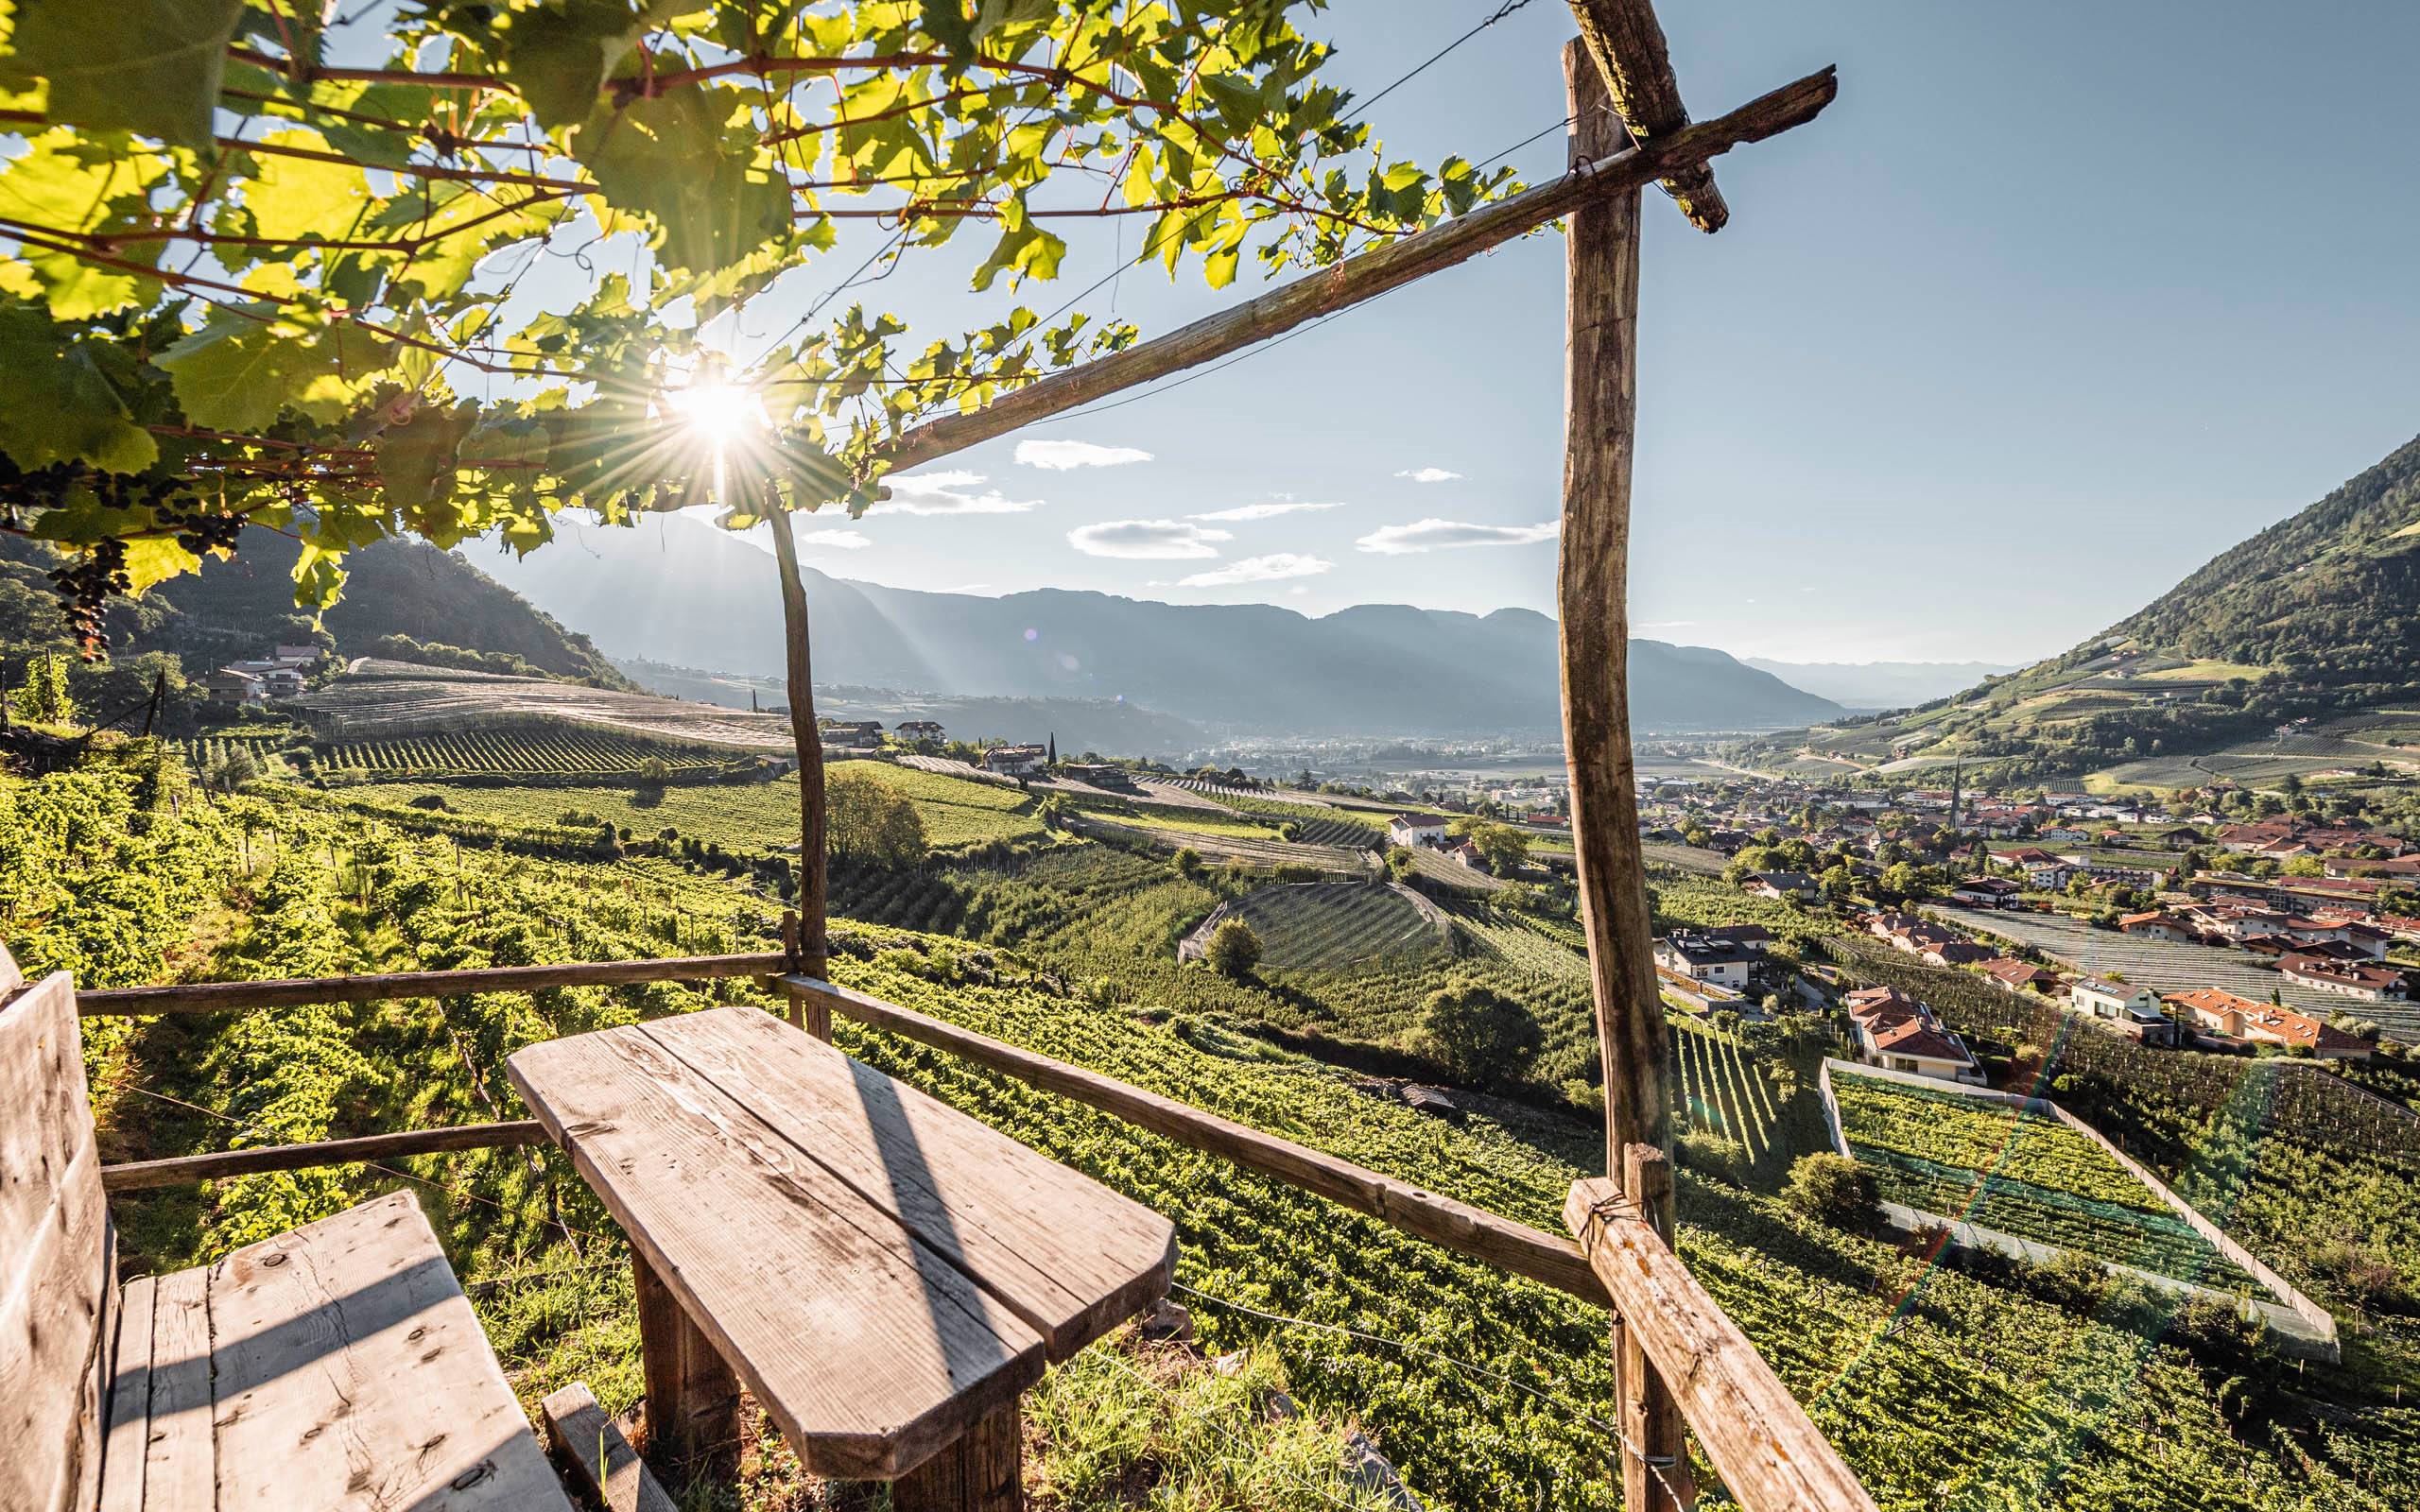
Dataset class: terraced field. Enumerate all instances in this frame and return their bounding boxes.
[1203,883,1450,974]
[318,729,745,780]
[1063,813,1372,874]
[1830,1071,2260,1291]
[294,660,791,747]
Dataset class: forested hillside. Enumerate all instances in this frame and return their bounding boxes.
[1738,431,2420,787]
[2117,433,2420,676]
[2,529,628,688]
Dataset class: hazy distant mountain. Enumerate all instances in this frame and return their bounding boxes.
[1743,659,2020,711]
[475,515,1841,736]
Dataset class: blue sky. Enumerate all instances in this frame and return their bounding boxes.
[482,2,2420,665]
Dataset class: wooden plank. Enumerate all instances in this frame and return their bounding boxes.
[631,1247,741,1474]
[507,1027,1046,1480]
[0,971,111,1512]
[1618,1144,1692,1510]
[891,1400,1022,1512]
[542,1381,678,1512]
[205,1190,574,1511]
[642,1007,1173,1361]
[75,1226,116,1512]
[96,1273,156,1512]
[784,975,1610,1307]
[1560,41,1686,1512]
[77,952,793,1018]
[1567,0,1729,231]
[874,67,1837,475]
[769,515,831,981]
[1565,1178,1879,1512]
[140,1264,214,1512]
[101,1121,548,1192]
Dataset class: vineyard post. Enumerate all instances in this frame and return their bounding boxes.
[768,513,832,1012]
[1559,34,1689,1512]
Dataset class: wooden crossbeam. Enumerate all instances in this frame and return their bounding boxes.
[99,1121,547,1191]
[1568,0,1728,231]
[1567,1177,1879,1511]
[876,67,1834,475]
[76,952,792,1016]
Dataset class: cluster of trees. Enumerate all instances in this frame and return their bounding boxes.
[826,768,929,869]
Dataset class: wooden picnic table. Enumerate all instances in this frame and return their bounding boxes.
[505,1005,1176,1509]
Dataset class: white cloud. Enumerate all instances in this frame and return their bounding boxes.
[867,470,1040,516]
[1394,466,1464,484]
[1174,553,1333,588]
[1014,438,1153,471]
[792,526,871,550]
[1355,518,1557,555]
[1189,501,1343,522]
[1067,519,1233,559]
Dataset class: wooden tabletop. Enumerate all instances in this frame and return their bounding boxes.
[505,1005,1176,1480]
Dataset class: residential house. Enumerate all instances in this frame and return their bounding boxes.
[2277,954,2410,1003]
[1655,934,1754,991]
[2068,976,2181,1046]
[2283,917,2394,961]
[2074,860,2162,889]
[1980,957,2058,993]
[1387,815,1452,849]
[1990,846,2072,890]
[1745,870,1819,902]
[1841,987,1982,1083]
[894,719,946,741]
[2118,911,2196,944]
[1922,939,1995,969]
[271,644,320,666]
[1950,876,2022,909]
[1700,923,1773,954]
[2163,988,2373,1060]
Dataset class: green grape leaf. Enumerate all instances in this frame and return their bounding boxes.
[501,0,642,131]
[121,534,204,593]
[5,0,247,152]
[0,129,168,318]
[374,401,470,515]
[0,299,158,472]
[155,307,393,431]
[569,76,791,274]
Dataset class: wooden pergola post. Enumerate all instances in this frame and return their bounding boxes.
[1560,34,1691,1512]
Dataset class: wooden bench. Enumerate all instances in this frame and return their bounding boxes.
[0,955,576,1512]
[509,1004,1179,1508]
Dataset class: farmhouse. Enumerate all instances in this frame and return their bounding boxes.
[2277,954,2411,1003]
[202,667,266,705]
[977,743,1047,776]
[2067,976,2179,1044]
[1387,815,1452,849]
[2163,988,2374,1060]
[1950,876,2022,908]
[821,719,885,748]
[1922,940,1994,968]
[894,718,946,741]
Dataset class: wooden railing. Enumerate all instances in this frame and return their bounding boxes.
[70,949,1876,1509]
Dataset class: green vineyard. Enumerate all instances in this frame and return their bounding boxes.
[317,729,741,781]
[1831,1072,2257,1289]
[1219,883,1449,974]
[1671,1022,1784,1166]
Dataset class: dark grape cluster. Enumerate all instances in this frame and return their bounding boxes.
[0,455,242,655]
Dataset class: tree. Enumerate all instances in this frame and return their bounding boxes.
[1783,1153,1879,1231]
[1173,847,1203,878]
[825,767,926,868]
[0,6,1512,647]
[1420,985,1543,1089]
[9,653,75,727]
[1202,918,1261,978]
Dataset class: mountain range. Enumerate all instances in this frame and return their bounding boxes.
[473,513,1842,736]
[1742,659,2018,710]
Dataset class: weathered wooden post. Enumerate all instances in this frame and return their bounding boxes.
[1560,32,1692,1512]
[769,515,832,1040]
